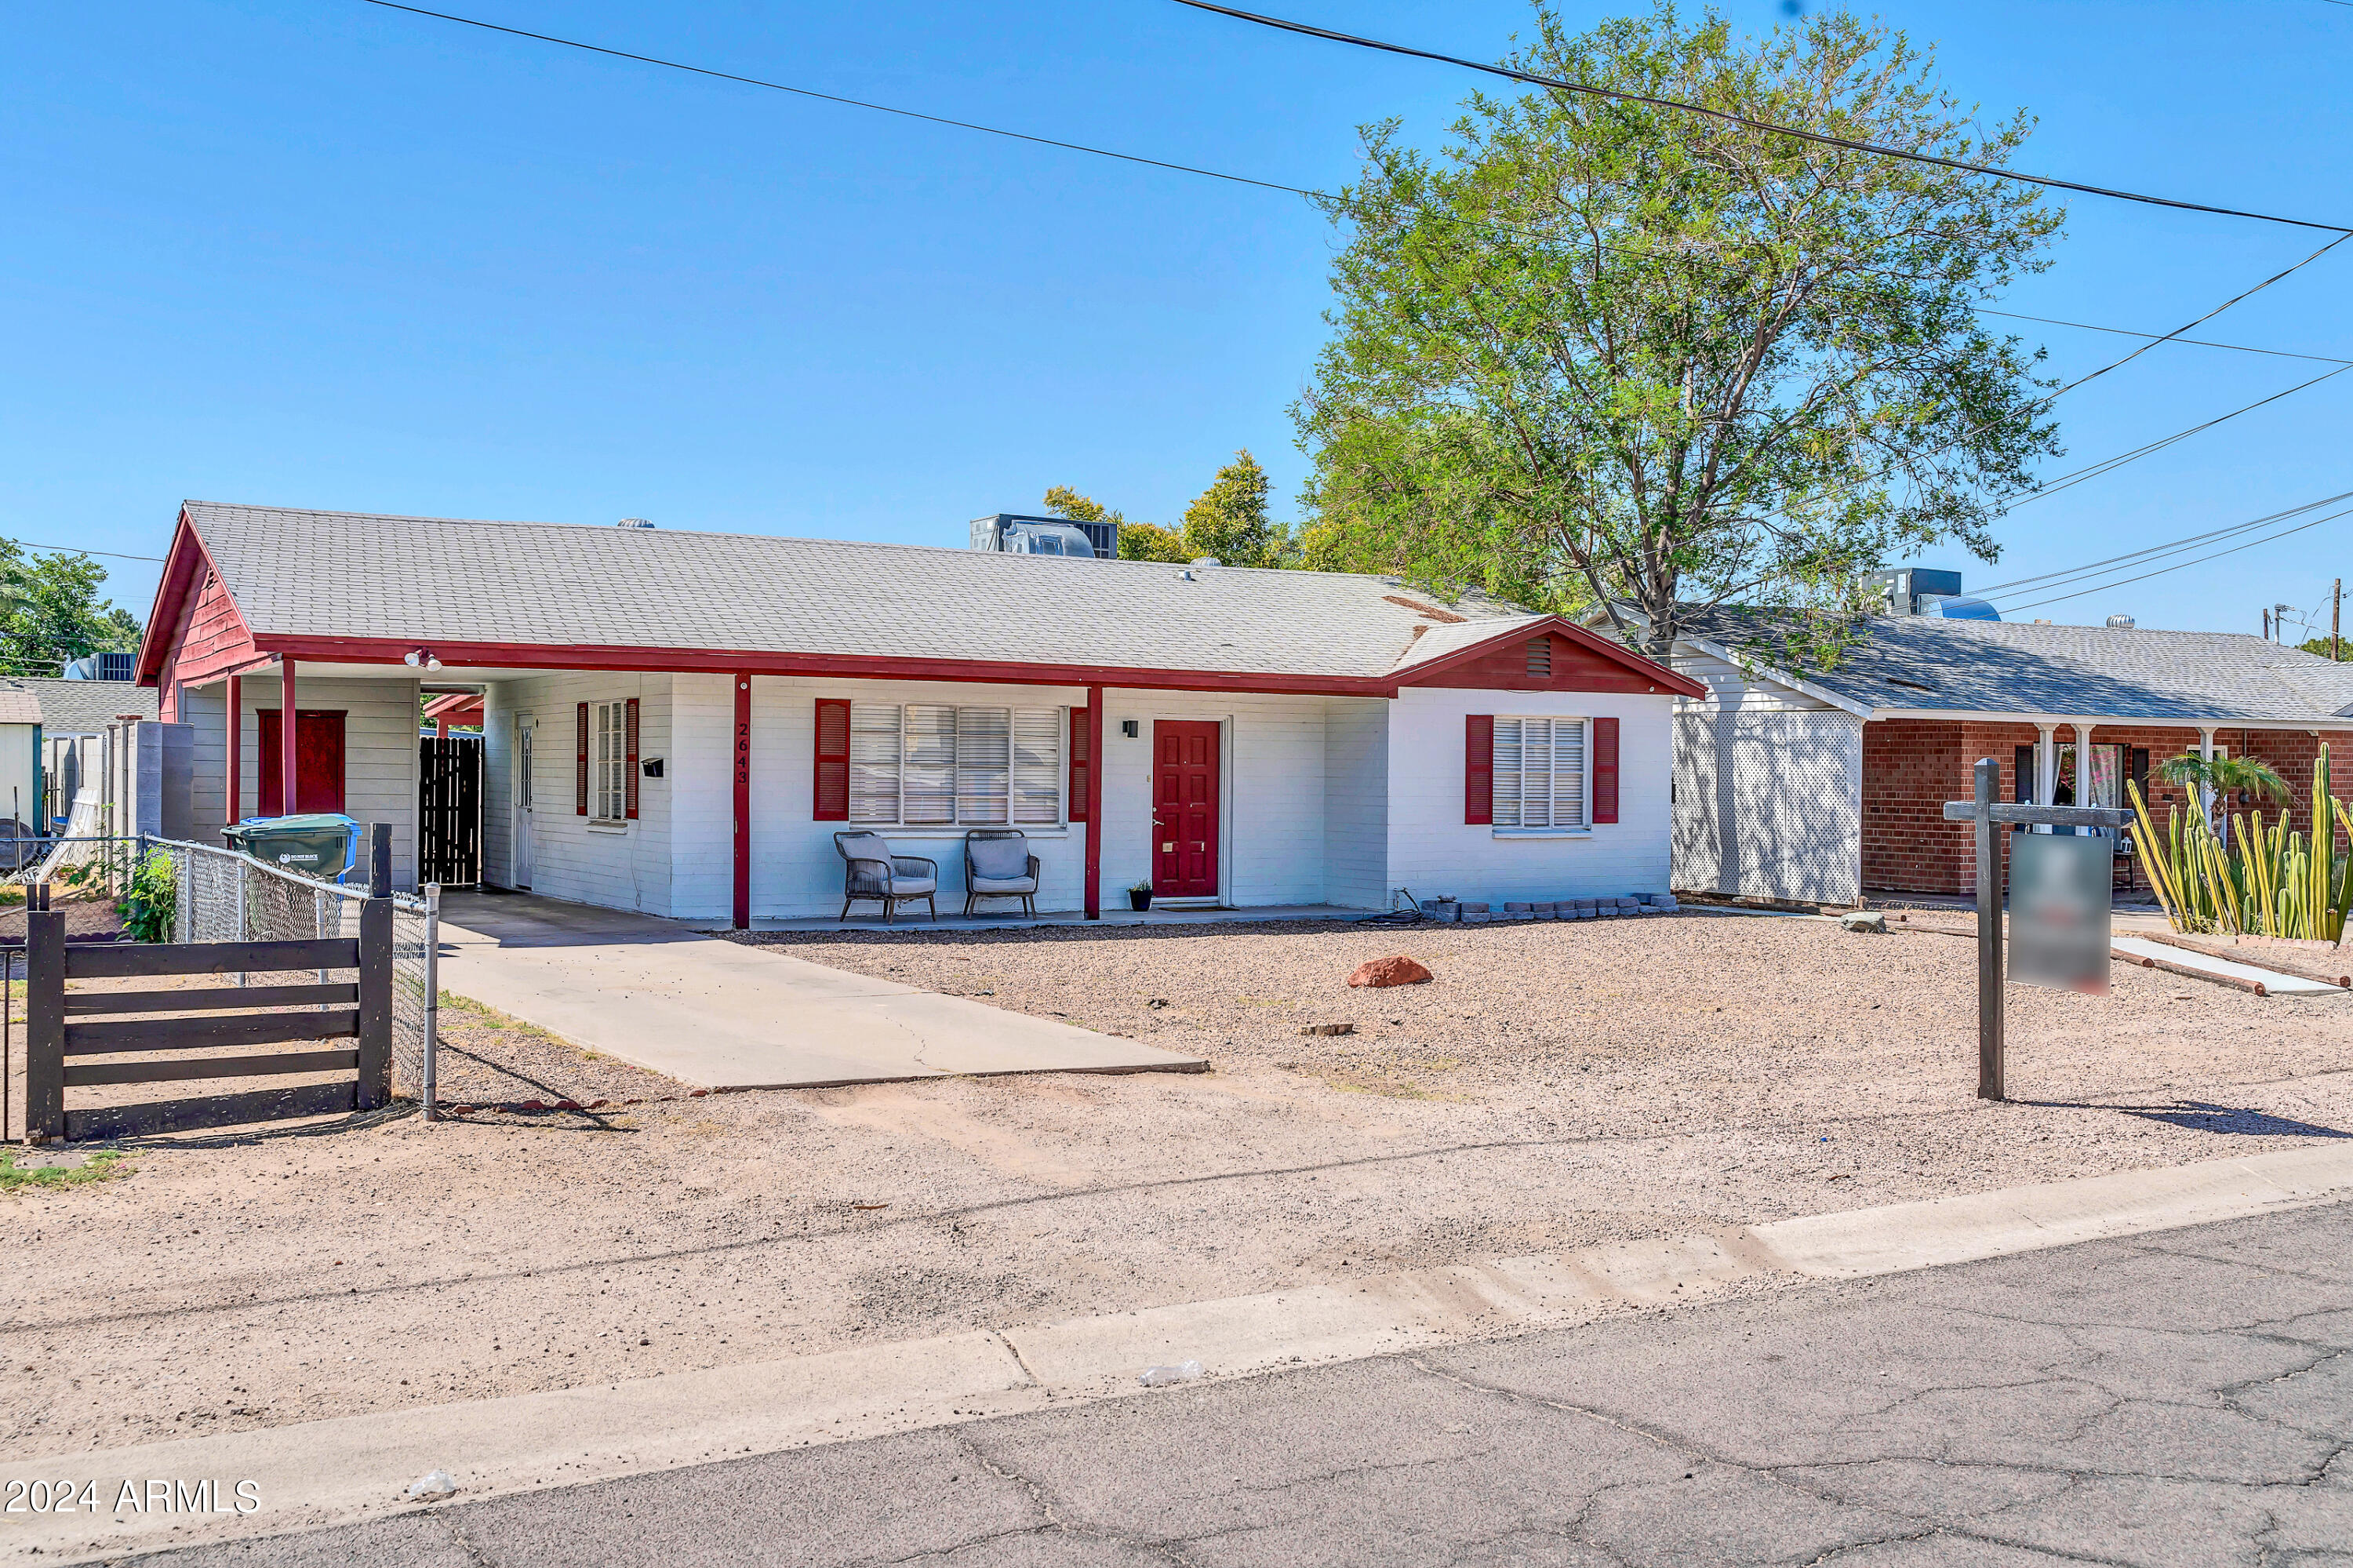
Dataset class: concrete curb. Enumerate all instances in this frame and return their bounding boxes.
[9,1142,2352,1563]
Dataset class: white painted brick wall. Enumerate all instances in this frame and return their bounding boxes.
[478,673,673,914]
[1096,691,1334,908]
[740,675,1092,919]
[1385,687,1676,903]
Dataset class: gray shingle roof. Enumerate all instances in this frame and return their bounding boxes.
[182,501,1536,682]
[1672,606,2353,724]
[15,678,155,733]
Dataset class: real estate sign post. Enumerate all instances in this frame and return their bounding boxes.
[1944,761,2130,1101]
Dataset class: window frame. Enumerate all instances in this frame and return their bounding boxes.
[1489,713,1591,836]
[846,700,1071,831]
[591,699,629,824]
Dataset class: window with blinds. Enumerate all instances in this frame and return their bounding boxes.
[1492,715,1587,829]
[848,704,1066,826]
[592,700,629,820]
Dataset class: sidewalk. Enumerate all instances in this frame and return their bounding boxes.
[105,1201,2353,1568]
[11,1141,2350,1563]
[435,892,1208,1090]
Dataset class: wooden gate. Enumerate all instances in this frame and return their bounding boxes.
[419,735,483,886]
[21,896,392,1142]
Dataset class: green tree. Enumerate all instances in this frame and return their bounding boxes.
[1041,486,1122,528]
[1295,2,2062,651]
[1180,450,1290,568]
[1118,522,1193,563]
[0,542,143,678]
[1042,485,1193,562]
[2296,635,2344,662]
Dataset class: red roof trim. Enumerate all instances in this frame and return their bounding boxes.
[1398,616,1707,700]
[137,510,264,688]
[247,634,1404,697]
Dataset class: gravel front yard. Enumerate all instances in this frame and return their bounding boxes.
[4,911,2348,1455]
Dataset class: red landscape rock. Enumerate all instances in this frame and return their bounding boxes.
[1347,955,1433,988]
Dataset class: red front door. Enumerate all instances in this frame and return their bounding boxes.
[256,709,347,816]
[1152,721,1220,898]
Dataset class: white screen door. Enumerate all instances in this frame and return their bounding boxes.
[513,713,535,889]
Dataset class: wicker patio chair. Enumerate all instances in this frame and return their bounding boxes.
[962,829,1041,917]
[834,831,939,924]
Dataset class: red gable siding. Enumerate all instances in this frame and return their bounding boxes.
[164,566,262,687]
[1402,630,1674,695]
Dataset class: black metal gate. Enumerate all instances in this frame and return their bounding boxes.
[419,736,483,886]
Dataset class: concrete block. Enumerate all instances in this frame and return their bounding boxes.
[1504,902,1533,913]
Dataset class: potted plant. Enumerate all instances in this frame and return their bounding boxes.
[1127,879,1155,911]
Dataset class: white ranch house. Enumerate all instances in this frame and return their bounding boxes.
[139,503,1703,921]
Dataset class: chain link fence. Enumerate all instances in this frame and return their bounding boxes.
[148,839,441,1111]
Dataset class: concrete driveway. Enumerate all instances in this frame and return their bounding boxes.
[435,892,1207,1090]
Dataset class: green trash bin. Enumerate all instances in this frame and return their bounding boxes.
[224,813,362,882]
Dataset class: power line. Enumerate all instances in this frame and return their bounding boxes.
[351,0,2349,534]
[351,0,1311,196]
[1980,489,2353,602]
[2006,365,2351,507]
[351,0,2353,371]
[0,539,162,563]
[1979,489,2353,598]
[1976,309,2353,367]
[2043,235,2348,397]
[1167,0,2353,235]
[1995,500,2353,614]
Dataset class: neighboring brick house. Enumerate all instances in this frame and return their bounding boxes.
[1631,607,2353,903]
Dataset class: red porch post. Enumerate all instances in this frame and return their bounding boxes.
[224,674,241,826]
[278,657,297,816]
[732,673,751,930]
[1084,685,1104,919]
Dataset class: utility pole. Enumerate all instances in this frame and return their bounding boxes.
[2263,607,2272,641]
[2334,577,2343,662]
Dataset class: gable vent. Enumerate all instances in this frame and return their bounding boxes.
[1525,638,1552,679]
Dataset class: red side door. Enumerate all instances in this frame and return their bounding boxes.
[256,710,347,816]
[1152,720,1220,898]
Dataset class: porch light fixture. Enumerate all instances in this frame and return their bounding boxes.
[404,649,445,671]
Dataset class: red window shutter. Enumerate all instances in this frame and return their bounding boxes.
[624,697,641,820]
[1464,715,1493,825]
[575,702,589,816]
[1067,706,1090,823]
[1592,716,1620,824]
[813,698,850,821]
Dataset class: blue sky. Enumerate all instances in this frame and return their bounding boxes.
[5,0,2349,640]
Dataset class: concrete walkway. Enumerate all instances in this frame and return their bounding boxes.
[2112,933,2348,996]
[434,893,1207,1090]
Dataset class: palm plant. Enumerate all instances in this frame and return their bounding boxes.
[2153,751,2290,809]
[2132,744,2351,944]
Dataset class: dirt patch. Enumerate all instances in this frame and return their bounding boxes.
[3,913,2349,1457]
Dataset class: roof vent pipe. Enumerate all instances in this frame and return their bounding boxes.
[2106,613,2136,630]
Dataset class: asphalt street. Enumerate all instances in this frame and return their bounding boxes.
[126,1202,2353,1567]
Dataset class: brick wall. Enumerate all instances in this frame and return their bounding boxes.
[1861,719,2353,895]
